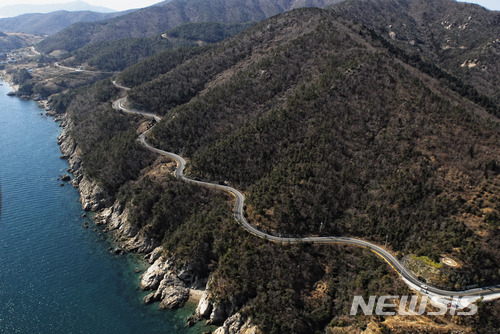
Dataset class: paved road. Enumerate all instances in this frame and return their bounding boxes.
[111,80,131,91]
[54,62,117,74]
[111,80,500,306]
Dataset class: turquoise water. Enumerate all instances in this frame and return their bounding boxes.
[0,80,201,333]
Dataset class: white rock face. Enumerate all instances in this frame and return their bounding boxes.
[460,59,479,69]
[157,276,189,309]
[95,201,159,254]
[140,256,169,290]
[209,302,233,325]
[79,176,109,211]
[123,229,158,253]
[195,291,212,318]
[139,257,189,309]
[146,246,164,264]
[58,121,111,211]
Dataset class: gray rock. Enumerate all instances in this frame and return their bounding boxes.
[140,257,169,290]
[185,315,197,327]
[143,292,158,305]
[209,302,231,325]
[145,246,164,264]
[195,291,212,318]
[123,230,159,254]
[158,284,189,309]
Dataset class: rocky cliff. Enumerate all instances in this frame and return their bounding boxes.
[58,116,112,211]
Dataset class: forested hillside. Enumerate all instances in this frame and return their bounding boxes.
[122,7,500,289]
[36,0,345,54]
[56,2,500,333]
[54,80,155,194]
[60,22,253,71]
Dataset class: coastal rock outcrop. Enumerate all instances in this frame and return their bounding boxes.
[209,301,234,325]
[91,199,192,311]
[195,290,213,318]
[145,246,164,264]
[78,176,110,211]
[139,256,190,309]
[58,118,111,211]
[213,313,261,334]
[95,201,159,254]
[140,256,170,290]
[157,275,189,309]
[123,229,158,254]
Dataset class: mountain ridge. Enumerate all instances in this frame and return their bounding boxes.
[36,0,345,53]
[114,7,499,331]
[0,1,114,18]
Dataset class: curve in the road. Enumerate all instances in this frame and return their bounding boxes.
[111,81,500,306]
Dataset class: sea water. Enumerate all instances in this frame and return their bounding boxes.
[0,80,204,333]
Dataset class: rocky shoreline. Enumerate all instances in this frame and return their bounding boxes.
[0,70,56,115]
[56,113,260,333]
[0,70,18,92]
[1,71,259,333]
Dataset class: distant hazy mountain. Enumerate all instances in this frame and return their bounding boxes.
[0,10,130,35]
[0,1,114,18]
[37,0,345,53]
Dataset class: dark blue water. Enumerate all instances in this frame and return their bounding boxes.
[0,80,202,333]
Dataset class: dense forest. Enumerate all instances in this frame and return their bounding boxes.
[128,9,500,289]
[166,22,254,43]
[117,46,212,87]
[53,3,500,333]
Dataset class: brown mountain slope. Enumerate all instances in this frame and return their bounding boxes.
[331,0,500,105]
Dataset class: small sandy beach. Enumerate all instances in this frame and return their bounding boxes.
[188,288,205,304]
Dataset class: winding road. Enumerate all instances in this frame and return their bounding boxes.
[111,80,500,308]
[54,62,117,75]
